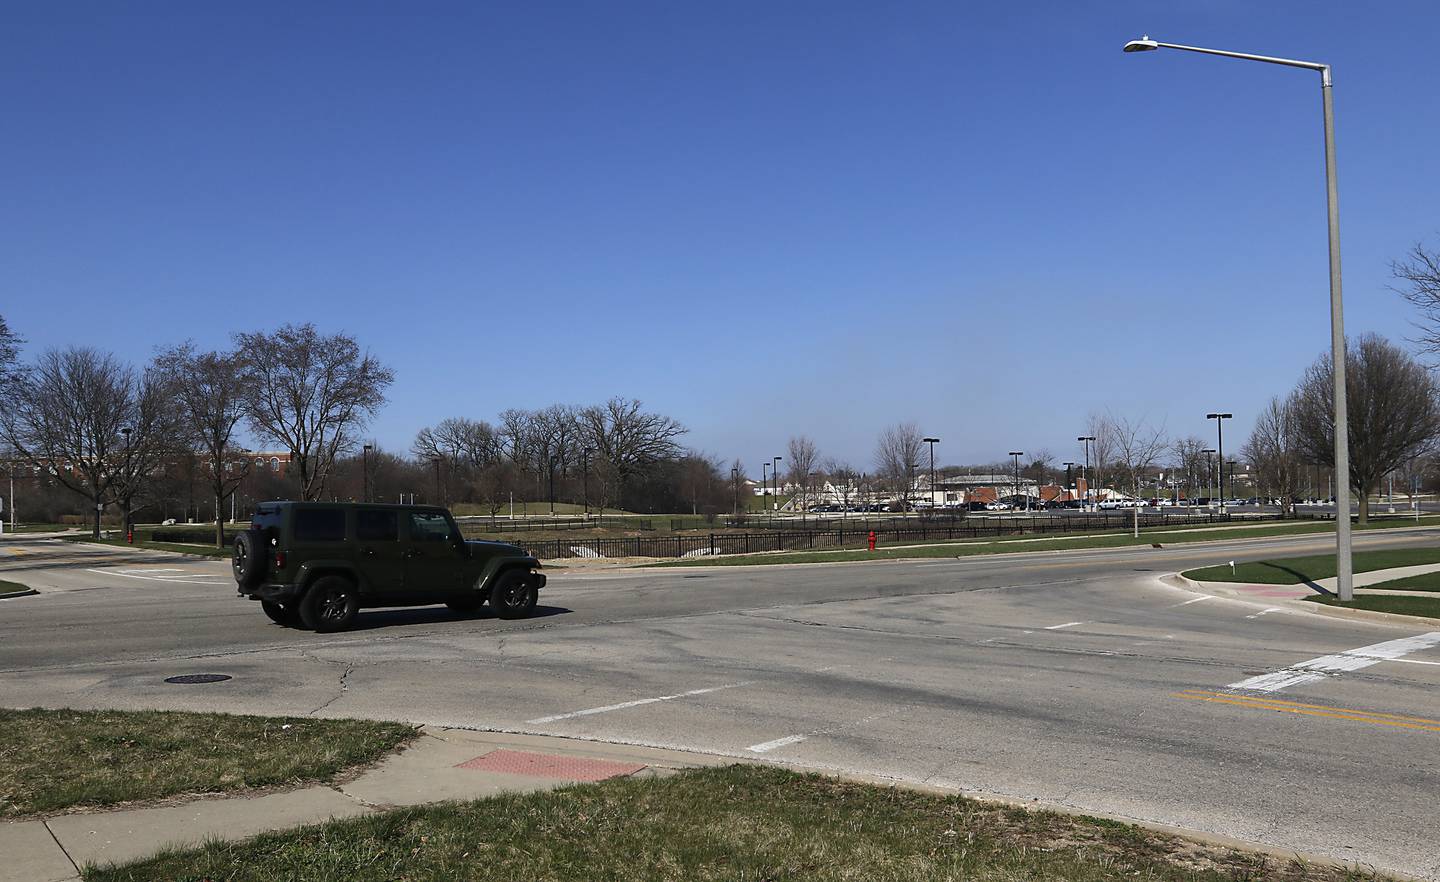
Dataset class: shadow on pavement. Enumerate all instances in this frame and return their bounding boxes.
[339,604,573,632]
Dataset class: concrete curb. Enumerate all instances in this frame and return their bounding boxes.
[1164,572,1440,629]
[0,588,38,600]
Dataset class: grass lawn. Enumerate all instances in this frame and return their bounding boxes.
[1182,547,1440,584]
[1303,594,1440,618]
[85,765,1386,882]
[647,518,1434,568]
[0,578,33,595]
[5,522,75,533]
[0,709,416,819]
[64,534,232,557]
[1359,572,1440,593]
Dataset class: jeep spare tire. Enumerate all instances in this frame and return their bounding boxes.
[232,530,267,589]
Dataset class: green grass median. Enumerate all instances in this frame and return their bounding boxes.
[0,578,33,596]
[1182,547,1440,585]
[647,518,1435,568]
[1360,572,1440,592]
[85,764,1387,882]
[0,708,416,818]
[1303,594,1440,618]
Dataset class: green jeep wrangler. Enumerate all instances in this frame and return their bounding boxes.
[232,501,545,632]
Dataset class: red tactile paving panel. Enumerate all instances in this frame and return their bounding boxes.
[456,749,646,781]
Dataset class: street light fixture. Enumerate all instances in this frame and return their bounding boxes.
[1123,34,1353,601]
[1009,451,1025,512]
[922,437,940,513]
[1077,436,1096,511]
[1206,413,1232,514]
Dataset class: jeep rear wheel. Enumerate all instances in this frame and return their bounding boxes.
[261,600,300,627]
[489,570,537,619]
[299,576,359,632]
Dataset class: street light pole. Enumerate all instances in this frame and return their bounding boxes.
[761,462,770,524]
[432,457,442,507]
[731,466,739,518]
[1206,413,1232,514]
[582,448,593,517]
[1202,449,1217,503]
[121,427,132,538]
[362,443,372,504]
[1062,462,1076,504]
[1077,436,1095,511]
[1009,451,1025,512]
[1124,35,1352,600]
[922,437,940,513]
[773,456,782,524]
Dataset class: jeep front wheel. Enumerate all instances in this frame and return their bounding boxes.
[489,570,537,619]
[298,576,359,632]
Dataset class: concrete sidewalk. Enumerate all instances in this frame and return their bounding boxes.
[0,727,728,881]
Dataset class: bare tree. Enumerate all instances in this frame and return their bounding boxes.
[577,397,685,511]
[728,458,747,519]
[874,422,923,507]
[0,314,20,398]
[1085,412,1118,496]
[1392,240,1440,355]
[236,324,394,501]
[1103,412,1168,498]
[1243,395,1304,516]
[413,417,501,469]
[822,457,859,514]
[1171,436,1209,502]
[1292,333,1440,523]
[2,348,136,537]
[1023,449,1054,488]
[786,435,820,513]
[156,344,251,546]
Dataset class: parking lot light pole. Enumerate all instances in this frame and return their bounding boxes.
[431,456,442,507]
[1009,451,1024,512]
[923,437,940,512]
[1124,35,1352,599]
[762,462,771,523]
[1063,462,1076,503]
[1077,436,1095,511]
[1206,413,1232,513]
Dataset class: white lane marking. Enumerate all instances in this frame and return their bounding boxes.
[527,682,751,724]
[85,568,228,585]
[746,734,807,753]
[1384,657,1440,666]
[1178,595,1213,606]
[1044,621,1085,630]
[1228,632,1440,693]
[1245,607,1285,619]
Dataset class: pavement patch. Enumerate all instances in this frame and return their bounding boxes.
[455,749,645,781]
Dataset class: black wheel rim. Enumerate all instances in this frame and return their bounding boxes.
[502,583,530,608]
[321,588,350,621]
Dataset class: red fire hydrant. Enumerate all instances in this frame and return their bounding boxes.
[127,528,134,544]
[867,530,876,552]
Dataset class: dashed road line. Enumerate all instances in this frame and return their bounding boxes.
[1227,632,1440,693]
[526,682,751,724]
[746,734,807,753]
[1177,595,1213,606]
[1245,607,1286,619]
[1044,621,1085,630]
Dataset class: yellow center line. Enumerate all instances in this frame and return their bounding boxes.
[1175,690,1440,733]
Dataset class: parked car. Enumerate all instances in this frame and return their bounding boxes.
[232,501,545,632]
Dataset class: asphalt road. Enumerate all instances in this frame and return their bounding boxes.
[3,530,1439,879]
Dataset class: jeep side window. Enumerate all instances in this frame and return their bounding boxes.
[408,512,452,543]
[356,510,399,542]
[293,508,346,542]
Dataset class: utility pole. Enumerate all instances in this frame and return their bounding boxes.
[1077,436,1096,511]
[1207,413,1232,513]
[1009,451,1025,512]
[923,437,940,512]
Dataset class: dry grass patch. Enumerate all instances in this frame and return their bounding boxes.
[0,708,416,818]
[88,765,1393,882]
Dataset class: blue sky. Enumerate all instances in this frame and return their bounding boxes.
[4,1,1438,473]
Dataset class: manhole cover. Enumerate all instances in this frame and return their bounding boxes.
[163,674,232,685]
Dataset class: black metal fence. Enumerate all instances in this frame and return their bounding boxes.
[514,511,1286,560]
[456,516,652,535]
